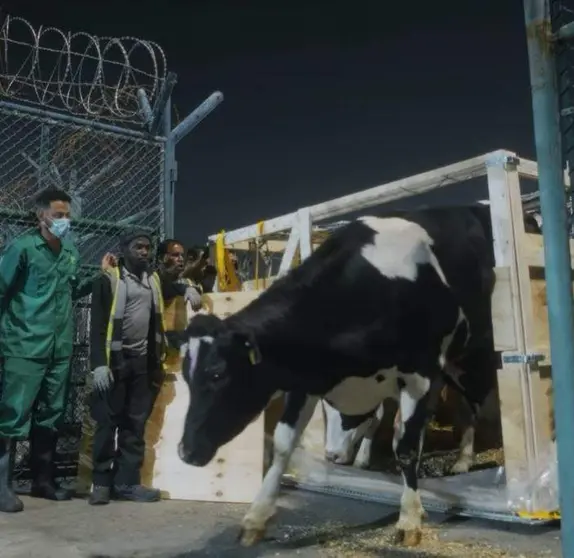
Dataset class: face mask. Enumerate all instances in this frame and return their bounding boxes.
[48,218,71,239]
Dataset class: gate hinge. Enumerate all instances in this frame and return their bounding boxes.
[502,352,545,365]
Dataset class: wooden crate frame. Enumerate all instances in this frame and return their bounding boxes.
[205,149,566,519]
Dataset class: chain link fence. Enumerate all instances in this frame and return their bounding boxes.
[0,104,165,487]
[0,13,169,488]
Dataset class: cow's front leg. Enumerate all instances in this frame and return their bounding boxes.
[239,393,318,547]
[393,374,437,547]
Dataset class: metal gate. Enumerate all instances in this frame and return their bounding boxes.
[0,14,169,486]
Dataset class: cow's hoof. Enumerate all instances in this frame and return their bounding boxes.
[238,526,265,547]
[353,458,370,470]
[450,459,471,475]
[394,527,422,547]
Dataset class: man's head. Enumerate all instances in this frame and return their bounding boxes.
[35,188,72,240]
[183,245,210,282]
[158,239,185,277]
[119,229,153,273]
[186,245,207,264]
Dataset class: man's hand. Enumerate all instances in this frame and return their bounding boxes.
[101,253,118,271]
[92,366,114,392]
[184,286,203,311]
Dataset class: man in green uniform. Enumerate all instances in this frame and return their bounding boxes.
[0,188,95,513]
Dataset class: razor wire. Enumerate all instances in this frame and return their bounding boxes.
[0,13,167,123]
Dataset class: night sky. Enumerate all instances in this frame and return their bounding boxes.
[4,0,534,247]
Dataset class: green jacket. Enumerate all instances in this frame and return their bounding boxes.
[0,231,92,359]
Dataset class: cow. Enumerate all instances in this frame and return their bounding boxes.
[322,361,497,475]
[324,399,386,469]
[322,208,542,473]
[176,205,500,548]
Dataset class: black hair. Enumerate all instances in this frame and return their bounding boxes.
[35,188,71,210]
[157,238,184,260]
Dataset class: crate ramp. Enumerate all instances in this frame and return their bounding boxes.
[283,447,555,525]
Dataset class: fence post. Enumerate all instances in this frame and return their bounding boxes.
[524,0,574,552]
[163,91,224,240]
[38,123,50,190]
[163,96,176,238]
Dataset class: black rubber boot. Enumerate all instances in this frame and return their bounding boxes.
[89,485,110,506]
[29,428,73,501]
[0,437,23,513]
[113,484,161,502]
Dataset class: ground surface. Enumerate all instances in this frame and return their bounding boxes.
[0,488,561,558]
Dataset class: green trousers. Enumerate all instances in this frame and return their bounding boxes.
[0,357,72,440]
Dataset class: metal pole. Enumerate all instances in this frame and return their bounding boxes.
[170,92,224,145]
[162,96,176,238]
[524,0,574,553]
[162,91,224,240]
[0,101,166,143]
[38,123,50,191]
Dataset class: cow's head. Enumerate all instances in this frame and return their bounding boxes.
[177,313,273,467]
[323,400,376,464]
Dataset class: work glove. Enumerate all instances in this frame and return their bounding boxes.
[92,366,114,392]
[184,286,203,311]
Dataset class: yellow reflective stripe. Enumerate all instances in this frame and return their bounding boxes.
[104,267,120,366]
[150,272,166,331]
[150,272,167,363]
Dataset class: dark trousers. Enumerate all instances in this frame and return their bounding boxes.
[90,354,158,487]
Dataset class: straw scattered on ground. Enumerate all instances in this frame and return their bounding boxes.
[280,520,552,558]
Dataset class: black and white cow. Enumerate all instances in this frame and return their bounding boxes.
[323,399,386,469]
[323,358,498,474]
[177,206,499,548]
[322,208,542,471]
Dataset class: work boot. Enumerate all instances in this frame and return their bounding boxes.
[113,484,161,502]
[88,485,110,506]
[0,438,23,513]
[29,427,73,501]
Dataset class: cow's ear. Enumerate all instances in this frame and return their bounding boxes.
[233,330,262,365]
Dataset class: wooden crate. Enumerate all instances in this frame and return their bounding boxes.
[198,151,561,517]
[487,157,557,514]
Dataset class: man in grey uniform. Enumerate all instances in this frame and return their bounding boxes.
[88,230,167,505]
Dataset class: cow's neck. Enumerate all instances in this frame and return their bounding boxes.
[228,304,351,395]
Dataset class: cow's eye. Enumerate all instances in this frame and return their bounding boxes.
[206,366,226,386]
